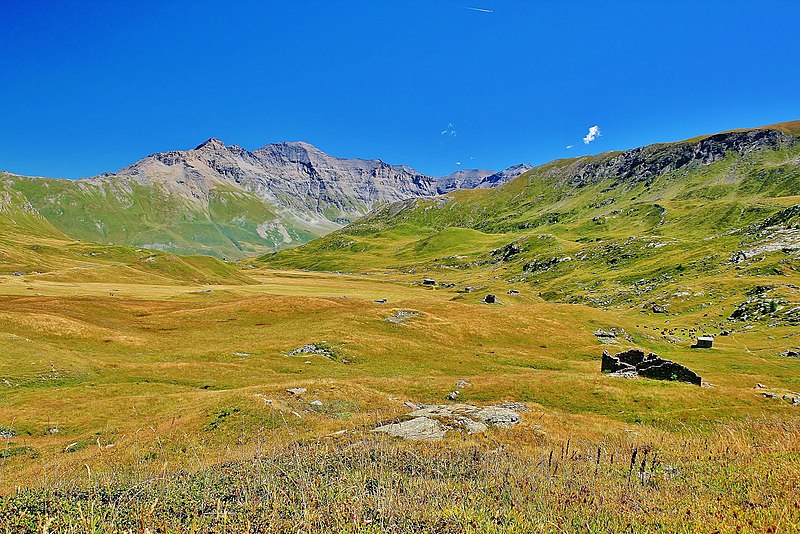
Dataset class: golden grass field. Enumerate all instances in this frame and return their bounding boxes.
[0,260,798,531]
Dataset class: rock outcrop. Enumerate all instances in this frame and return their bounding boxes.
[373,403,522,441]
[602,348,702,385]
[435,164,533,193]
[552,129,795,189]
[435,169,495,192]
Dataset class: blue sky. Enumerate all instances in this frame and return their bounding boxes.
[1,0,799,178]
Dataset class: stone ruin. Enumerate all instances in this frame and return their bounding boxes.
[602,348,702,385]
[692,336,713,349]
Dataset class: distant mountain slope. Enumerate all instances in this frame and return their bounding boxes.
[435,169,495,191]
[2,140,508,259]
[435,165,532,192]
[261,122,800,315]
[0,177,253,284]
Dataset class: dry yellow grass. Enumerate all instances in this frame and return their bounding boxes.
[0,267,798,531]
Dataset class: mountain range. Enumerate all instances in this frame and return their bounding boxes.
[2,121,799,272]
[1,140,525,259]
[263,120,800,314]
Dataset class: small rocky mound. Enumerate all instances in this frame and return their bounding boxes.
[593,327,634,345]
[756,384,800,406]
[285,343,349,363]
[602,348,702,385]
[491,241,522,261]
[385,310,420,324]
[373,403,522,441]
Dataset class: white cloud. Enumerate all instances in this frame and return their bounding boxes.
[456,161,462,165]
[583,125,601,144]
[441,122,457,137]
[566,144,573,149]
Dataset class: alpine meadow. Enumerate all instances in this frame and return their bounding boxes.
[1,2,799,533]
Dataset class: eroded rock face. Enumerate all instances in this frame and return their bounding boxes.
[557,129,795,189]
[602,348,702,385]
[373,403,522,441]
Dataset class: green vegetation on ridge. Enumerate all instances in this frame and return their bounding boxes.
[1,123,799,532]
[260,126,800,318]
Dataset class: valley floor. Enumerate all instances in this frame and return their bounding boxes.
[0,267,798,532]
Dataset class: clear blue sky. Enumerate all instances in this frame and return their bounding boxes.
[2,0,799,178]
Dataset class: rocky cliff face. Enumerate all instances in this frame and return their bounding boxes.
[436,169,495,192]
[546,129,796,189]
[435,165,532,193]
[94,139,445,228]
[6,139,524,257]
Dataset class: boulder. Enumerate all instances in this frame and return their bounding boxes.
[373,417,446,441]
[602,348,701,385]
[472,406,521,427]
[422,278,437,286]
[286,387,307,396]
[482,294,497,304]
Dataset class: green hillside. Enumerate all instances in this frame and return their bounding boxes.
[0,179,255,285]
[2,124,799,532]
[2,173,316,260]
[260,125,800,317]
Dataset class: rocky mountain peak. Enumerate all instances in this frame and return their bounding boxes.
[194,138,226,151]
[253,141,326,166]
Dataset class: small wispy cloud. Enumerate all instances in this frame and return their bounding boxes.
[456,161,462,165]
[583,125,601,144]
[463,6,493,13]
[565,144,574,149]
[441,122,457,137]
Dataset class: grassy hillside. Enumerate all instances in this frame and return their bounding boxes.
[259,126,800,318]
[0,268,797,530]
[2,173,316,260]
[1,179,255,286]
[1,123,799,531]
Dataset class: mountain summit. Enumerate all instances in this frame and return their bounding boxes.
[5,122,796,261]
[0,140,499,258]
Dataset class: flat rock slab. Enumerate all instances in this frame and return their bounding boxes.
[373,417,447,441]
[374,403,521,441]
